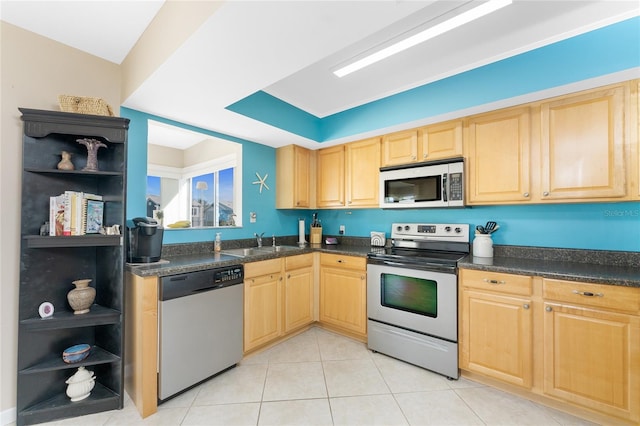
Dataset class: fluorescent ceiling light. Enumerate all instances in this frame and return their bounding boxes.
[333,0,513,78]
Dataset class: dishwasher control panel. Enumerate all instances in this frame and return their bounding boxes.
[214,266,243,285]
[160,265,244,301]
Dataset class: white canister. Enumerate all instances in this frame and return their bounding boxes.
[473,234,494,258]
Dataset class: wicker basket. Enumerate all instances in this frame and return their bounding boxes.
[58,95,114,116]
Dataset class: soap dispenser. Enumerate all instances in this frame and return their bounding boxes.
[214,233,222,252]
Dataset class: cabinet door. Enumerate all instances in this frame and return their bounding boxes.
[460,290,533,388]
[293,146,311,207]
[346,138,380,207]
[317,145,345,207]
[284,265,314,332]
[381,130,418,166]
[540,86,626,200]
[467,107,531,204]
[418,120,463,161]
[319,265,366,336]
[543,303,640,422]
[244,273,282,351]
[276,145,311,208]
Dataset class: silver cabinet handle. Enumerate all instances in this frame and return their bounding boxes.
[572,290,603,297]
[523,192,529,197]
[523,304,530,309]
[543,191,549,196]
[483,278,506,285]
[545,306,552,312]
[411,156,416,160]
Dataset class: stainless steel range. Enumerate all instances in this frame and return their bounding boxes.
[367,223,470,379]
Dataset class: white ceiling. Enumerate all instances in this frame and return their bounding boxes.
[2,1,639,150]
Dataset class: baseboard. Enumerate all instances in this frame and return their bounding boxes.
[1,406,15,426]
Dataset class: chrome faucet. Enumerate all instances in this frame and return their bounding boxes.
[254,232,264,248]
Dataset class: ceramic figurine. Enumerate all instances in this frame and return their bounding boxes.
[57,151,74,170]
[77,138,107,171]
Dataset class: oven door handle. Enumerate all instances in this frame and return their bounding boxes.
[382,261,406,267]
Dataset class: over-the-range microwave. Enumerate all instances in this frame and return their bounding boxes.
[379,158,464,208]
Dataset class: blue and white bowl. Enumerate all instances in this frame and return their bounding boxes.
[62,344,91,364]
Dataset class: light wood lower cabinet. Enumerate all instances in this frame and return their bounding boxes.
[542,279,640,423]
[319,253,367,338]
[460,269,640,424]
[244,258,283,352]
[460,269,533,388]
[284,254,314,333]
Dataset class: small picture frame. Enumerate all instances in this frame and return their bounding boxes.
[38,302,54,318]
[85,200,104,234]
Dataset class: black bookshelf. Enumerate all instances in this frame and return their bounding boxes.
[16,109,129,425]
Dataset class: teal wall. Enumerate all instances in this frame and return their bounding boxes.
[123,17,640,251]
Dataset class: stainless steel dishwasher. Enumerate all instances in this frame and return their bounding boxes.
[158,264,244,401]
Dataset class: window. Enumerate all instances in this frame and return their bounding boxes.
[147,157,241,229]
[190,168,235,227]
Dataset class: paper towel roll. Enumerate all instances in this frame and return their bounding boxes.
[298,219,306,244]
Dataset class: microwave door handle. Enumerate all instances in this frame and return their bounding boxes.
[442,173,448,202]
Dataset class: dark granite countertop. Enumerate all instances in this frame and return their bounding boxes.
[127,239,639,288]
[127,243,372,278]
[459,246,640,288]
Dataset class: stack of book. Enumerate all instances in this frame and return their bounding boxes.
[49,191,104,236]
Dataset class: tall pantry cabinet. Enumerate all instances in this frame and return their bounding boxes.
[16,109,129,425]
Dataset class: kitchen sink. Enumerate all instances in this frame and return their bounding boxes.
[222,245,303,258]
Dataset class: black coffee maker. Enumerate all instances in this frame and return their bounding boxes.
[127,217,164,263]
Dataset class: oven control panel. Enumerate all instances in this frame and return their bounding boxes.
[391,223,469,242]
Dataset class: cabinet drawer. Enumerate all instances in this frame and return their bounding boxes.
[460,269,532,296]
[320,253,366,270]
[543,279,640,314]
[245,258,282,278]
[285,253,313,270]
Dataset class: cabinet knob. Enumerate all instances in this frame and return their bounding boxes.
[337,259,344,263]
[545,306,553,312]
[523,304,530,310]
[287,274,291,279]
[542,191,549,196]
[412,156,416,160]
[523,192,529,197]
[483,278,506,285]
[361,275,365,280]
[423,153,428,158]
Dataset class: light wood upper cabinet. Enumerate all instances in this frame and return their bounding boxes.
[346,138,380,207]
[319,253,367,338]
[459,269,533,388]
[381,129,418,166]
[317,138,381,208]
[540,86,627,200]
[244,259,283,352]
[418,120,463,161]
[283,254,314,333]
[276,145,313,209]
[316,145,345,208]
[381,121,462,166]
[466,106,532,204]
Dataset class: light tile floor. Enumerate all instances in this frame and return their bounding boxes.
[37,326,598,426]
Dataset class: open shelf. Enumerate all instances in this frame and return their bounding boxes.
[18,383,120,425]
[19,346,120,375]
[20,305,120,330]
[24,234,121,248]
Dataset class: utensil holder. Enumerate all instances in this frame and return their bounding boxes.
[473,234,494,258]
[310,227,322,244]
